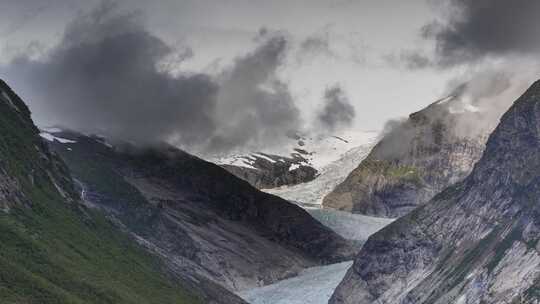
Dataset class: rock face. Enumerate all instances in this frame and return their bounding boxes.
[214,130,377,190]
[329,81,540,304]
[323,97,487,218]
[0,80,214,304]
[221,151,318,189]
[265,137,377,209]
[47,132,356,292]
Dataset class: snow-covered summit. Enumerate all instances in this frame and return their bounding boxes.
[211,129,379,189]
[263,130,378,207]
[213,129,377,171]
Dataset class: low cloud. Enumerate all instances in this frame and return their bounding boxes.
[1,1,303,155]
[424,0,540,66]
[299,32,336,60]
[375,63,535,160]
[207,31,301,153]
[316,85,355,132]
[383,49,433,70]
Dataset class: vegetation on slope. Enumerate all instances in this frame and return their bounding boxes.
[0,80,200,304]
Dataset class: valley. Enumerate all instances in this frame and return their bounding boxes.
[2,2,540,303]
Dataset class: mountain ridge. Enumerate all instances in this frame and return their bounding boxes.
[329,80,540,304]
[45,128,356,292]
[323,95,488,218]
[0,79,210,303]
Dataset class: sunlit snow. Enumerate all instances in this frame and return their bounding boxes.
[39,132,77,144]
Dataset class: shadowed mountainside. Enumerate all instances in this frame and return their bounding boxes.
[46,129,356,292]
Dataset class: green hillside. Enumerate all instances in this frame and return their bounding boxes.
[0,80,200,304]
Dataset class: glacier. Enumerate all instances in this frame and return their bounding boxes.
[239,261,353,304]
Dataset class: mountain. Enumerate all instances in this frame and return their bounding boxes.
[265,132,378,208]
[323,96,488,218]
[213,130,377,189]
[259,132,396,242]
[43,129,356,293]
[219,151,318,189]
[329,81,540,304]
[0,79,214,303]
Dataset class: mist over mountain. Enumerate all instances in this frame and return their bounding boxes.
[0,1,363,157]
[2,1,540,304]
[330,78,540,304]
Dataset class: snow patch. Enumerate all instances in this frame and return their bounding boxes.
[40,132,77,144]
[253,153,277,163]
[436,95,455,105]
[208,129,379,172]
[213,154,257,170]
[289,163,300,171]
[42,127,64,133]
[265,135,377,207]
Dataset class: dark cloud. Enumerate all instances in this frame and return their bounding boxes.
[424,0,540,66]
[1,1,302,155]
[385,1,540,152]
[0,3,49,37]
[400,51,432,69]
[317,85,355,132]
[4,1,218,146]
[208,32,301,153]
[296,28,368,65]
[299,33,336,59]
[383,49,433,70]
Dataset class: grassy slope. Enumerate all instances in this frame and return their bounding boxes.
[0,81,200,304]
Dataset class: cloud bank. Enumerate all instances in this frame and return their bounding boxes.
[2,1,307,155]
[423,0,540,66]
[317,85,355,132]
[381,0,540,147]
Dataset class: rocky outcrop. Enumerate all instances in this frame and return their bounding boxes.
[221,152,317,189]
[323,97,487,218]
[215,131,377,190]
[48,131,356,292]
[329,80,540,304]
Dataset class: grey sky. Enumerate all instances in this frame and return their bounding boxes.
[0,0,536,155]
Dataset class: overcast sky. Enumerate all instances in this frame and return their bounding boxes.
[0,0,538,155]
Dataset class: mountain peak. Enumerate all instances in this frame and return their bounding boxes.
[323,94,488,218]
[329,79,540,304]
[469,79,540,188]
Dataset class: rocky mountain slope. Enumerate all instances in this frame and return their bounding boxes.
[265,133,378,208]
[0,80,212,303]
[323,96,488,218]
[219,151,318,189]
[44,129,356,293]
[214,131,377,189]
[329,80,540,304]
[258,132,395,242]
